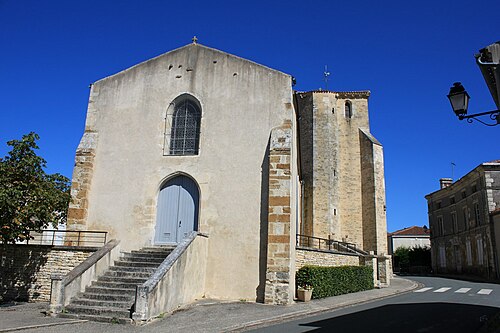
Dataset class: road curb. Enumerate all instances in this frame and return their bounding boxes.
[0,320,87,333]
[225,278,421,332]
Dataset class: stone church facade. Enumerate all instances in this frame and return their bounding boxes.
[65,42,388,314]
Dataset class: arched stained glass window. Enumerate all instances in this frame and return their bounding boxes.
[345,101,352,119]
[169,98,201,155]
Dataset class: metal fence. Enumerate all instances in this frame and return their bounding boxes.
[296,234,367,255]
[21,230,108,247]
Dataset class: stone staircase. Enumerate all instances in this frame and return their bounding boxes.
[60,246,175,323]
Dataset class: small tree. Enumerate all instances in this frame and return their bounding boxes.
[394,246,411,272]
[0,132,71,243]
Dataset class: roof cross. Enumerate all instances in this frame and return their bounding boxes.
[192,36,198,44]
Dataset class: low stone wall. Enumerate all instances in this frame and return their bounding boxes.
[295,248,361,270]
[0,245,96,302]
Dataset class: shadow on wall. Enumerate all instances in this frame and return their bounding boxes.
[256,139,270,303]
[297,303,498,333]
[0,245,49,302]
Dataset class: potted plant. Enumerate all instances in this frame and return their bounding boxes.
[297,284,313,302]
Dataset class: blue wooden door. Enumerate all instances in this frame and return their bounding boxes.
[154,176,199,245]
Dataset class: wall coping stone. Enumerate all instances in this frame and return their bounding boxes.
[51,239,119,286]
[296,246,364,258]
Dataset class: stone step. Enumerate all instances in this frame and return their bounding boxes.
[98,275,148,284]
[103,270,151,279]
[65,304,131,318]
[140,246,176,252]
[58,246,177,324]
[59,313,132,324]
[78,292,134,302]
[91,280,140,290]
[124,251,172,259]
[109,266,156,273]
[72,298,133,309]
[114,260,160,268]
[118,256,165,264]
[85,285,136,295]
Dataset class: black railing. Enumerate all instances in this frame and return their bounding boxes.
[23,230,108,247]
[296,234,367,255]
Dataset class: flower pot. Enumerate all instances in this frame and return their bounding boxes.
[297,289,313,302]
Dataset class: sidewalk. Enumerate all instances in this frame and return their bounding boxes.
[0,277,418,333]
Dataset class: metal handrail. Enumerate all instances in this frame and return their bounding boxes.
[23,229,107,247]
[296,234,368,255]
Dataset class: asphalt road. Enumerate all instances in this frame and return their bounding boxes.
[249,276,500,333]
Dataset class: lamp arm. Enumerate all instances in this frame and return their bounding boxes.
[458,109,500,119]
[458,110,500,127]
[475,56,499,68]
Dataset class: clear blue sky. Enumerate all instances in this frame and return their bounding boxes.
[1,0,499,233]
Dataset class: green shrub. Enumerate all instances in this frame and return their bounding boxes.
[296,265,374,299]
[393,246,431,273]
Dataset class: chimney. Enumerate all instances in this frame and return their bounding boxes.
[440,178,453,189]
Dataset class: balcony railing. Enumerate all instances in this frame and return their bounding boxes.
[21,230,108,247]
[296,234,368,256]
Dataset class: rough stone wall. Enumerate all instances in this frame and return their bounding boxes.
[295,249,360,270]
[431,225,496,279]
[67,83,100,233]
[427,163,500,280]
[0,245,94,302]
[336,93,369,248]
[377,255,392,286]
[295,93,314,236]
[296,91,382,252]
[485,168,500,212]
[360,130,388,255]
[265,123,293,305]
[492,212,500,280]
[311,93,339,239]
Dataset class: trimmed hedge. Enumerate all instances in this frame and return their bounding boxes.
[296,265,374,299]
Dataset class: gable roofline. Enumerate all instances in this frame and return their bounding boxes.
[359,128,382,146]
[93,43,292,85]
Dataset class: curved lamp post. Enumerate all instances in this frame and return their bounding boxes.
[447,82,500,126]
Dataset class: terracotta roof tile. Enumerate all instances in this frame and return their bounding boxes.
[388,226,430,236]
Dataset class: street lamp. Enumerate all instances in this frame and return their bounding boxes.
[447,82,500,126]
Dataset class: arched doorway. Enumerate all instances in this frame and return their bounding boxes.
[154,175,199,245]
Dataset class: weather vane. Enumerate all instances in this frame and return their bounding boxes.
[324,65,331,91]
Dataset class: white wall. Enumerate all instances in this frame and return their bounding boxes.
[74,44,294,301]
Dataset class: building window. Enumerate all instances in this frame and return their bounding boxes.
[164,95,202,156]
[471,184,477,193]
[462,207,468,229]
[439,245,446,268]
[466,240,472,266]
[450,197,455,205]
[344,101,352,119]
[451,212,458,233]
[437,216,444,236]
[461,191,467,199]
[474,202,481,225]
[437,202,442,209]
[476,237,484,266]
